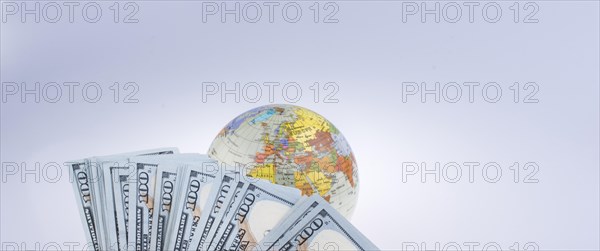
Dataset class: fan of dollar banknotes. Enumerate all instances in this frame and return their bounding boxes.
[68,148,379,251]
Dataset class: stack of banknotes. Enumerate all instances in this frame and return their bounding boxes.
[67,148,379,251]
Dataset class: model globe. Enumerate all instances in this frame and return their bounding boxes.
[208,104,358,218]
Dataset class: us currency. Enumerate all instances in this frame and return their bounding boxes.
[127,153,213,250]
[211,180,302,251]
[149,164,181,251]
[203,179,251,251]
[69,148,178,251]
[116,170,133,249]
[252,195,327,251]
[150,155,219,251]
[128,161,159,251]
[88,157,112,249]
[163,164,221,251]
[124,154,216,251]
[99,149,178,250]
[101,160,136,250]
[258,196,379,251]
[189,175,245,251]
[68,160,101,251]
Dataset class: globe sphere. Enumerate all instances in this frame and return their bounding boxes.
[208,104,359,218]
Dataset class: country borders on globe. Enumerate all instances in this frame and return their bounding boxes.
[208,104,359,218]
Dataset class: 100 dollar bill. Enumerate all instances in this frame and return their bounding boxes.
[91,148,179,250]
[215,180,302,251]
[69,161,101,251]
[127,153,209,250]
[150,164,182,251]
[128,162,159,251]
[252,195,325,251]
[260,195,379,251]
[165,166,219,251]
[103,163,135,250]
[190,175,243,251]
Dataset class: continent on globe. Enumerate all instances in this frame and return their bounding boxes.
[208,104,359,218]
